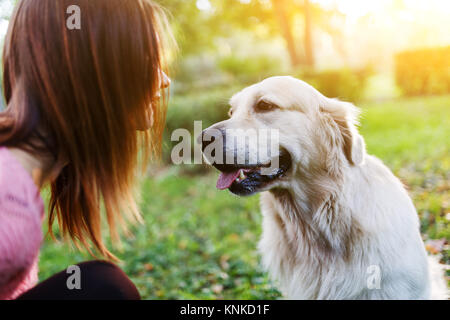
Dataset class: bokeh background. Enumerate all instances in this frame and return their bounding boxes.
[1,0,449,299]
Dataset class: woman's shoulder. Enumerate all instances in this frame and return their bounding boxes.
[0,147,44,299]
[0,147,44,221]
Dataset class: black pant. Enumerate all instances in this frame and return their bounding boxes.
[17,260,141,300]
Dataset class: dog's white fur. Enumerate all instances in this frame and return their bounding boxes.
[218,76,447,299]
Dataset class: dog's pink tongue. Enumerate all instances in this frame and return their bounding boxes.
[216,170,240,190]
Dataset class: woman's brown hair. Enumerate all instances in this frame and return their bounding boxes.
[0,0,172,258]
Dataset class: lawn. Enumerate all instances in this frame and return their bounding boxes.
[39,94,450,299]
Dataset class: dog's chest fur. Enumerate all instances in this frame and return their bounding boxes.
[257,160,430,299]
[258,190,368,299]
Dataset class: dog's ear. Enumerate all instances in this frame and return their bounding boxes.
[320,98,365,166]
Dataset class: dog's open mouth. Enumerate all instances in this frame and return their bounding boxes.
[214,149,292,196]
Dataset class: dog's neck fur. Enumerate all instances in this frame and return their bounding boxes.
[269,163,362,264]
[266,110,365,264]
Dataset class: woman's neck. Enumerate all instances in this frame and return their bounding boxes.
[7,147,56,189]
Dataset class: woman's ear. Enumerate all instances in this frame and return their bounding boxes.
[320,98,366,166]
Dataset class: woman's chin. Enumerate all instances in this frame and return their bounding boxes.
[137,122,152,131]
[136,113,154,131]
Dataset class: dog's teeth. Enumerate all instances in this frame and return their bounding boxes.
[239,170,246,180]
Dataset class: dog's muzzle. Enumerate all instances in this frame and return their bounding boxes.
[199,128,292,196]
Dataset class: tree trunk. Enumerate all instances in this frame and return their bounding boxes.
[271,0,300,67]
[304,0,314,67]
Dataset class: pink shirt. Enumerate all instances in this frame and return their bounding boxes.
[0,147,44,300]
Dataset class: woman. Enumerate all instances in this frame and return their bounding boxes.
[0,0,172,300]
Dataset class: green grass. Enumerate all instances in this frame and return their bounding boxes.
[39,94,450,299]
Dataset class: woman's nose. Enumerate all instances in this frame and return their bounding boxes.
[161,71,171,89]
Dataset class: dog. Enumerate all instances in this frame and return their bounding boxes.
[200,76,448,299]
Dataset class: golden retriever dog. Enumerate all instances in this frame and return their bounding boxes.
[200,76,447,299]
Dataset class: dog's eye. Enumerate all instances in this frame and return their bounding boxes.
[228,109,233,117]
[256,100,276,112]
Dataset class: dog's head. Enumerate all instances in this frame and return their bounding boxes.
[199,76,366,196]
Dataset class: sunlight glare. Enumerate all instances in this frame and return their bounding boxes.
[196,0,212,12]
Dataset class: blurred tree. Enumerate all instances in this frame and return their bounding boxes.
[271,0,300,66]
[159,0,277,55]
[303,0,314,67]
[159,0,323,68]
